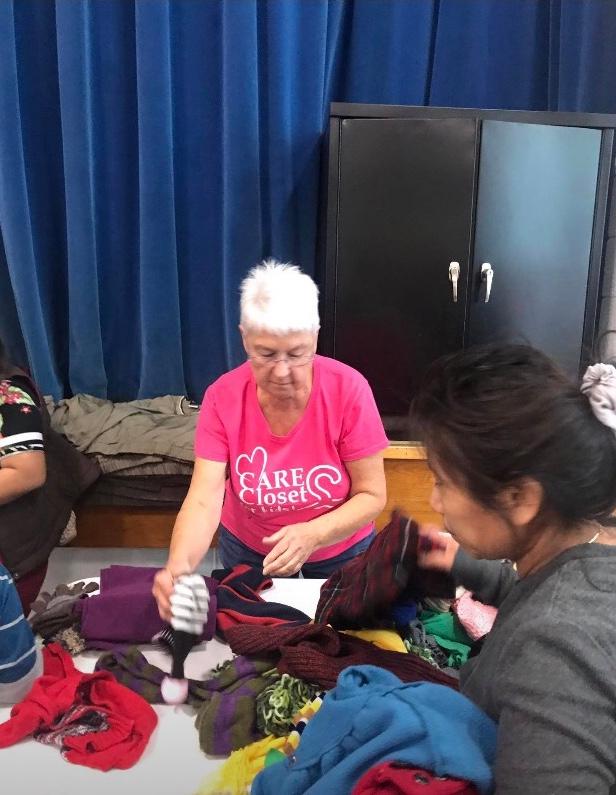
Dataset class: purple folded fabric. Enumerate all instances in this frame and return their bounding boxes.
[75,566,217,648]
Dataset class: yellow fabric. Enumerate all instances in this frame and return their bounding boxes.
[281,693,325,756]
[196,734,285,795]
[342,628,407,653]
[197,696,325,794]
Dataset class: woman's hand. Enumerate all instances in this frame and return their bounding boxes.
[152,567,176,621]
[262,523,320,577]
[417,525,459,573]
[153,458,226,620]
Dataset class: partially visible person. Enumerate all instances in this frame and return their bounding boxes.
[0,338,99,613]
[0,563,42,704]
[413,344,616,794]
[0,352,46,502]
[154,260,388,620]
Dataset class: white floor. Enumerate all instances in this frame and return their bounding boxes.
[42,546,223,592]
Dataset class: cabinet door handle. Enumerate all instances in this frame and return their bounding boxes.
[449,261,460,303]
[481,262,493,303]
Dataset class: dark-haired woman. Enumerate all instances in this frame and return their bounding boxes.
[414,345,616,794]
[0,339,98,612]
[0,339,48,610]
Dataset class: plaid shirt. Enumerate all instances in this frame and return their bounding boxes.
[315,513,455,630]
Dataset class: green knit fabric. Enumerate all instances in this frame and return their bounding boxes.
[420,609,473,668]
[403,639,440,668]
[255,673,320,737]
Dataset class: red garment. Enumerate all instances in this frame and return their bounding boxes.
[225,622,458,690]
[353,763,479,794]
[0,644,157,770]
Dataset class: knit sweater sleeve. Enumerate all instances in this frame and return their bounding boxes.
[490,617,616,794]
[451,549,518,607]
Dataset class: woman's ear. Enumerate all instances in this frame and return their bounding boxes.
[499,477,544,527]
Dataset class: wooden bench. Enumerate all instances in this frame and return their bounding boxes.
[73,444,439,547]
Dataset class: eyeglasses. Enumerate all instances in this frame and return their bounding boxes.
[248,351,315,368]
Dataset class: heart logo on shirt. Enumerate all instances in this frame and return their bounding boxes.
[304,465,344,509]
[305,465,342,500]
[235,446,268,500]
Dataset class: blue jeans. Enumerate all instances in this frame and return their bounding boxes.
[217,525,375,579]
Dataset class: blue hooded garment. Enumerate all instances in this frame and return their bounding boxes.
[252,665,497,795]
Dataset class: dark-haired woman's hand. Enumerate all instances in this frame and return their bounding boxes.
[417,525,459,573]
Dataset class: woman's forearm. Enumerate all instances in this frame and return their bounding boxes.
[0,461,45,505]
[452,548,518,607]
[166,495,223,574]
[306,452,386,549]
[309,491,385,548]
[165,458,227,575]
[0,468,31,504]
[166,480,226,576]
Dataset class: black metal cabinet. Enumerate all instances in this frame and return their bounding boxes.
[320,104,616,438]
[334,117,477,418]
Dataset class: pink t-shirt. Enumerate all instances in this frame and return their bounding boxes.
[195,355,388,562]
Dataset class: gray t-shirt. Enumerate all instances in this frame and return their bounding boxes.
[453,543,616,795]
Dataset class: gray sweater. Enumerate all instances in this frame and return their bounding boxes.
[453,544,616,794]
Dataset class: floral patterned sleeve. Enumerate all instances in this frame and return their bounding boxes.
[0,377,44,462]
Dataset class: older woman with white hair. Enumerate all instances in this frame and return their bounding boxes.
[153,260,388,619]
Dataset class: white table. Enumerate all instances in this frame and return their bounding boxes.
[1,578,324,795]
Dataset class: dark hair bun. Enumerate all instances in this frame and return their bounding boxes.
[411,344,616,527]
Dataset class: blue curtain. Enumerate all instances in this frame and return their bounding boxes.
[1,0,616,400]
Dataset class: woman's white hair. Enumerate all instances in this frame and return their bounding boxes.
[240,259,320,334]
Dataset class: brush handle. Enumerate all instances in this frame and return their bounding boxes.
[170,629,196,679]
[167,574,211,682]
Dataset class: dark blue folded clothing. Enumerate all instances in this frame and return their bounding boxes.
[212,565,310,640]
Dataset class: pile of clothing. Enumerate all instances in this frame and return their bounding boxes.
[201,666,496,795]
[0,643,157,770]
[46,393,198,507]
[0,511,498,786]
[190,514,498,792]
[0,564,219,770]
[29,565,218,653]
